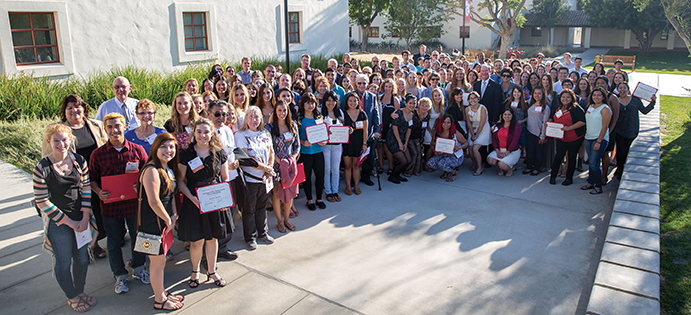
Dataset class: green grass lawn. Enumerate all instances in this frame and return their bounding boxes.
[606,50,691,75]
[660,95,691,314]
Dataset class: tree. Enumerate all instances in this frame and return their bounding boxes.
[529,0,570,27]
[635,0,691,55]
[443,0,527,58]
[583,0,667,56]
[383,0,452,50]
[349,0,390,52]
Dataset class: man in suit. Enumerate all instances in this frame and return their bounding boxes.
[474,64,504,167]
[412,45,429,67]
[344,74,381,186]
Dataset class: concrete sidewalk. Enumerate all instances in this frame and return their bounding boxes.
[545,48,610,68]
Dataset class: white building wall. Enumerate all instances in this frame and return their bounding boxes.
[0,0,349,77]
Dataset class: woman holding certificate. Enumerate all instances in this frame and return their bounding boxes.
[266,100,300,233]
[178,118,232,287]
[549,90,586,186]
[612,82,656,180]
[137,133,184,310]
[342,93,368,196]
[465,92,491,176]
[34,124,95,313]
[426,114,469,182]
[321,91,345,202]
[487,109,522,177]
[297,93,328,210]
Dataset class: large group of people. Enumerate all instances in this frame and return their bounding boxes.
[33,46,655,312]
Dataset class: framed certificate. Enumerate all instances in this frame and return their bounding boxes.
[305,123,329,144]
[632,82,658,102]
[195,182,234,214]
[545,122,564,139]
[328,126,350,144]
[435,138,455,154]
[102,173,139,204]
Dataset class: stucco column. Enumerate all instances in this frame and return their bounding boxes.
[550,28,555,46]
[623,29,631,49]
[667,30,676,50]
[584,27,591,48]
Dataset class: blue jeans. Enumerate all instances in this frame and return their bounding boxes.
[103,216,146,279]
[46,219,89,299]
[585,139,608,188]
[323,144,342,194]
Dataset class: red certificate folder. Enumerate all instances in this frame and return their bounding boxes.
[102,173,139,204]
[282,163,306,189]
[162,227,173,255]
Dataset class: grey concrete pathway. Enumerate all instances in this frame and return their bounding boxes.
[628,72,691,98]
[0,149,615,314]
[545,48,610,68]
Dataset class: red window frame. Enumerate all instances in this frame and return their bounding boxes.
[288,12,300,43]
[183,12,208,51]
[368,27,380,38]
[9,12,60,66]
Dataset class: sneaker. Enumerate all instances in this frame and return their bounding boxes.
[261,235,275,244]
[114,278,129,294]
[133,269,150,285]
[247,240,258,250]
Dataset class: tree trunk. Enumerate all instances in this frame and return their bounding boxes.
[360,25,370,52]
[631,29,658,57]
[498,30,514,59]
[666,12,691,55]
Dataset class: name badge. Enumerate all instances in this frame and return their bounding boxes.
[467,110,475,118]
[307,74,312,81]
[283,132,294,141]
[408,120,413,127]
[492,125,499,133]
[315,118,323,125]
[534,106,542,113]
[145,133,157,145]
[355,121,364,129]
[510,102,518,108]
[555,110,563,118]
[125,162,139,173]
[421,121,428,129]
[185,126,192,134]
[166,168,176,181]
[587,107,594,114]
[188,157,204,173]
[500,148,507,153]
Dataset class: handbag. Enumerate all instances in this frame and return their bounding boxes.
[133,180,163,255]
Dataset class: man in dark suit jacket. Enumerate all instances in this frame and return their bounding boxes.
[474,64,505,167]
[412,45,430,67]
[344,74,381,186]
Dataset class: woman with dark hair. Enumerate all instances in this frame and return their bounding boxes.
[465,92,491,176]
[587,71,598,90]
[549,90,586,186]
[520,71,531,102]
[342,93,368,195]
[512,67,522,86]
[446,88,468,135]
[574,78,591,106]
[535,64,546,78]
[610,72,626,95]
[504,86,529,152]
[426,114,469,182]
[523,86,551,176]
[527,72,541,102]
[321,91,344,202]
[549,68,559,85]
[612,81,656,180]
[467,69,479,87]
[569,71,581,84]
[213,76,230,102]
[378,79,400,174]
[277,87,300,123]
[297,93,327,210]
[541,74,557,112]
[593,62,605,76]
[594,76,621,185]
[405,95,428,177]
[582,87,612,194]
[246,83,259,106]
[42,94,108,259]
[266,100,300,232]
[137,133,184,310]
[255,83,276,124]
[386,93,413,184]
[500,68,518,102]
[164,92,199,150]
[202,78,214,93]
[487,108,522,176]
[178,118,233,287]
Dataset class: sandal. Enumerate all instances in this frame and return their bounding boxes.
[289,209,298,218]
[92,245,106,259]
[530,170,539,176]
[78,293,97,307]
[505,169,513,177]
[345,187,352,195]
[522,169,531,175]
[285,221,296,231]
[354,187,362,195]
[387,169,393,175]
[326,194,336,202]
[497,170,505,176]
[334,193,342,202]
[67,298,89,313]
[446,171,457,182]
[188,271,200,288]
[154,297,183,311]
[580,184,594,190]
[165,292,184,303]
[377,167,384,174]
[590,187,603,195]
[440,172,449,179]
[277,222,287,233]
[166,251,174,261]
[206,272,226,287]
[184,242,190,251]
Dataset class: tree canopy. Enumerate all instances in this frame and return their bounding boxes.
[383,0,452,50]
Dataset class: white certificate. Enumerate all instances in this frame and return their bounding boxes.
[195,182,234,214]
[435,138,455,154]
[328,126,350,144]
[632,82,658,102]
[463,92,470,106]
[75,225,92,250]
[545,122,564,139]
[305,123,329,144]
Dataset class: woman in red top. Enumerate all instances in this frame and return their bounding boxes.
[487,109,522,177]
[549,90,586,186]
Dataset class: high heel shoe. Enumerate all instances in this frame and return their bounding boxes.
[188,271,199,288]
[207,272,226,287]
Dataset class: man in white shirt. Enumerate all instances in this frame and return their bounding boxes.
[95,76,139,132]
[238,57,253,84]
[572,57,588,76]
[563,52,575,71]
[553,66,570,94]
[401,50,417,72]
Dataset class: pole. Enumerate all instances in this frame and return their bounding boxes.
[462,4,466,56]
[284,0,290,74]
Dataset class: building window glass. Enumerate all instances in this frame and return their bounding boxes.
[368,27,380,38]
[183,12,208,51]
[425,26,442,38]
[9,12,59,65]
[288,12,300,43]
[459,26,470,38]
[531,27,542,37]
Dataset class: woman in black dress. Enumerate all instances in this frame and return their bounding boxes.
[377,79,399,174]
[137,133,184,310]
[342,93,368,196]
[178,118,232,288]
[386,95,413,184]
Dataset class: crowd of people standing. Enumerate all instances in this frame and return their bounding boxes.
[33,46,655,312]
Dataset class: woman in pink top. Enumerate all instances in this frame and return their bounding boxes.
[487,109,522,177]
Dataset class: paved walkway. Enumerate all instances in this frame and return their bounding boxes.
[545,48,610,68]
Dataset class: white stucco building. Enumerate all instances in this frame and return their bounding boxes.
[0,0,349,78]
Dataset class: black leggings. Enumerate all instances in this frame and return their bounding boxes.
[301,152,325,201]
[392,149,412,177]
[614,133,636,176]
[551,137,585,181]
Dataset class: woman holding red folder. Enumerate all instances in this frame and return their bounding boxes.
[137,133,184,310]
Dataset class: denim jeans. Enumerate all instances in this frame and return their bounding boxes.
[102,215,146,279]
[323,144,342,195]
[47,219,89,299]
[585,139,608,188]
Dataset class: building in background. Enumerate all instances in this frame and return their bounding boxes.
[0,0,349,77]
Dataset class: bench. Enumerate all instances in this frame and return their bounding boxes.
[467,49,495,61]
[601,55,636,71]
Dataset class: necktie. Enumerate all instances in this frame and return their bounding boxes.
[481,80,487,98]
[360,92,365,111]
[121,103,129,126]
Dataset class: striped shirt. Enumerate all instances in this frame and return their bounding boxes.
[33,152,91,225]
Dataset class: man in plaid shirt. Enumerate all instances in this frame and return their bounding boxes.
[89,113,148,294]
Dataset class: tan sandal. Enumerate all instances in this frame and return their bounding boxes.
[67,298,90,313]
[78,293,97,307]
[277,222,287,233]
